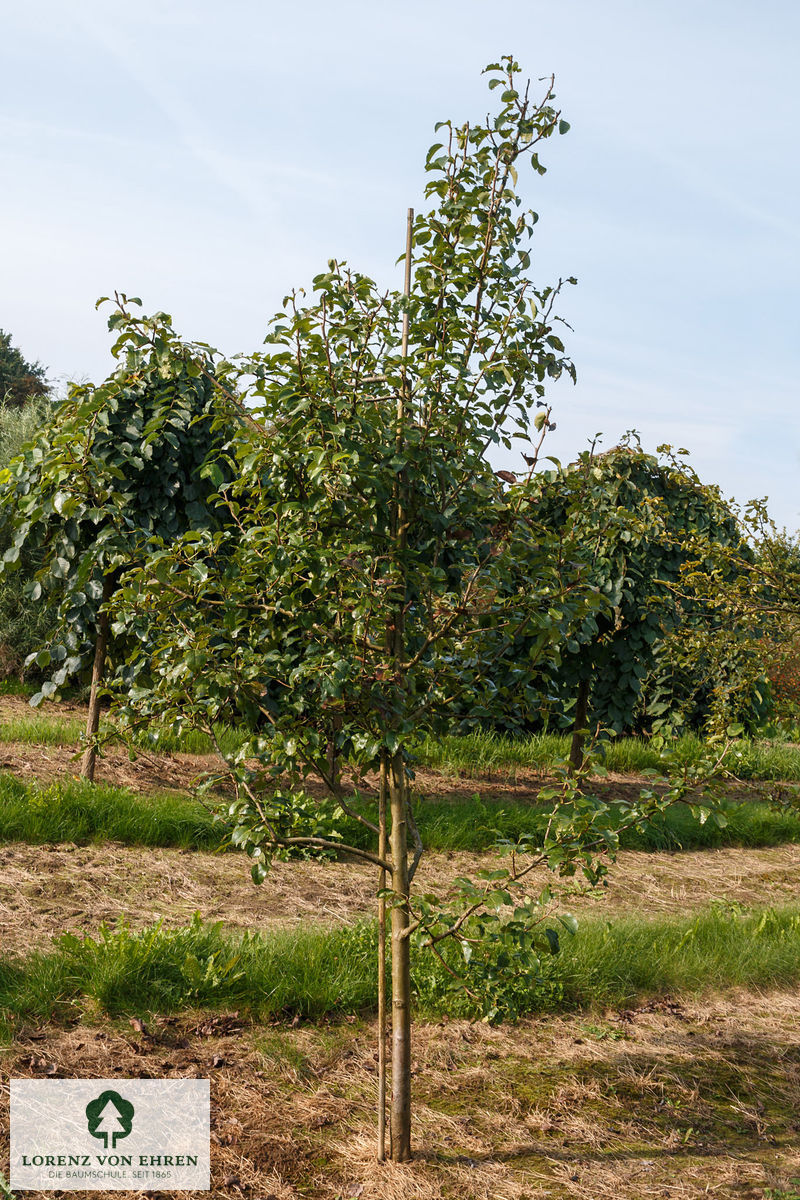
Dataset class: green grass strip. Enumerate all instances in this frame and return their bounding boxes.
[0,713,244,756]
[417,730,800,782]
[553,903,800,1009]
[2,772,800,855]
[0,774,226,851]
[2,906,800,1032]
[0,680,38,698]
[0,714,85,746]
[412,793,800,853]
[0,917,377,1026]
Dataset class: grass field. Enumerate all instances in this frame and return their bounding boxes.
[2,771,800,857]
[5,701,800,780]
[2,693,800,1198]
[3,904,800,1030]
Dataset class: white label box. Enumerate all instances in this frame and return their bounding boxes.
[10,1079,210,1191]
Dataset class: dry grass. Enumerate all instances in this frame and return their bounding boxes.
[2,989,800,1198]
[3,840,800,959]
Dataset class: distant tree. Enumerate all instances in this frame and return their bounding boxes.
[515,439,753,767]
[676,509,800,728]
[0,330,49,408]
[0,399,56,677]
[0,298,238,777]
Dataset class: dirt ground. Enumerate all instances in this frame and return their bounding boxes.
[0,701,778,813]
[3,696,800,1197]
[0,740,224,797]
[2,989,800,1199]
[2,839,800,958]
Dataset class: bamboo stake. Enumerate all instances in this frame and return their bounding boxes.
[377,753,388,1162]
[386,205,415,1163]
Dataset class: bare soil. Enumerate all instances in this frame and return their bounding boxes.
[2,989,800,1198]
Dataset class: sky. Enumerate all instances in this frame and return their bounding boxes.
[2,0,798,529]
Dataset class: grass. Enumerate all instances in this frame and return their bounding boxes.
[127,721,244,757]
[3,903,800,1031]
[412,791,800,853]
[0,679,37,698]
[416,729,692,773]
[0,713,85,746]
[0,916,378,1027]
[3,770,800,855]
[0,774,226,850]
[549,901,800,1009]
[417,728,800,781]
[0,710,244,756]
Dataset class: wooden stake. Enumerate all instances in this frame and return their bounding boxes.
[377,753,388,1162]
[386,206,415,1163]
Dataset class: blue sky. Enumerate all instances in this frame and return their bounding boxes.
[3,0,798,528]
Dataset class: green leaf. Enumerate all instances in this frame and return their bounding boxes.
[544,927,560,954]
[200,462,225,489]
[251,861,268,885]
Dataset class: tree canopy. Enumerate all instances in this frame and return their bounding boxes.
[0,329,49,408]
[511,439,760,754]
[0,299,240,773]
[101,61,722,1160]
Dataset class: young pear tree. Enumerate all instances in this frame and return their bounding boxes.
[110,60,717,1162]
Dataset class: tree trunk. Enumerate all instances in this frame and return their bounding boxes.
[80,574,114,782]
[568,674,591,776]
[388,751,412,1162]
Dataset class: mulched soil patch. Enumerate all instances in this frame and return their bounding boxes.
[2,989,800,1198]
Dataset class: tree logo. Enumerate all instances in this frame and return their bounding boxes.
[85,1091,135,1149]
